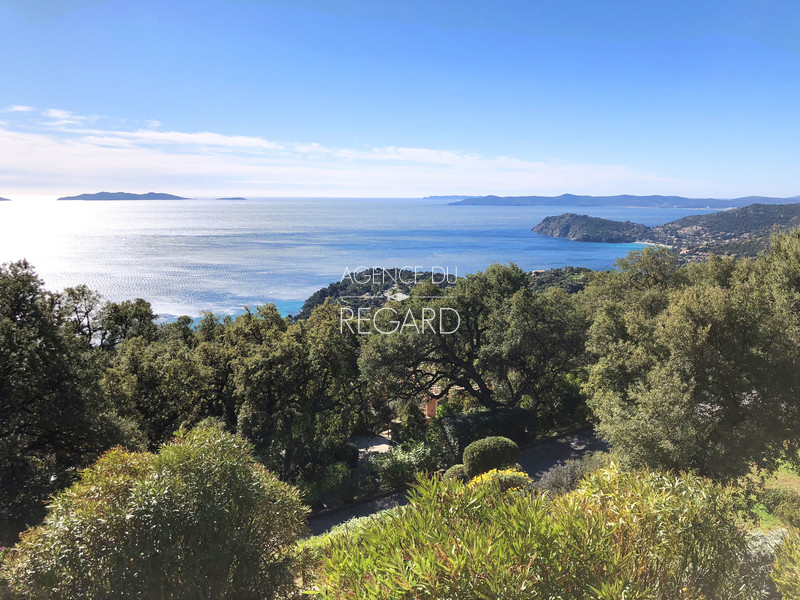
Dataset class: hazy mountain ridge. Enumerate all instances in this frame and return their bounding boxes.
[533,202,800,259]
[58,192,189,201]
[452,193,800,208]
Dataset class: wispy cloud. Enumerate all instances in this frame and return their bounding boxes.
[4,105,35,112]
[0,107,682,197]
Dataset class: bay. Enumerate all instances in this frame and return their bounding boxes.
[0,197,716,319]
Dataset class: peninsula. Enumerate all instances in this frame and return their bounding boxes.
[0,197,11,201]
[58,192,189,201]
[533,202,800,259]
[451,193,800,209]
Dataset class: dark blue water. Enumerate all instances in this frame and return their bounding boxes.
[0,198,715,318]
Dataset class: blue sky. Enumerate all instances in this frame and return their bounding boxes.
[1,0,799,198]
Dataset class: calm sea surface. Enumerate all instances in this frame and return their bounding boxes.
[0,198,716,318]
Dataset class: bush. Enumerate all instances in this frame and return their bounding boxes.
[468,468,531,493]
[534,451,608,496]
[1,423,307,600]
[773,529,800,600]
[368,443,434,490]
[435,407,537,456]
[311,467,747,599]
[462,436,519,477]
[761,487,800,528]
[444,463,468,482]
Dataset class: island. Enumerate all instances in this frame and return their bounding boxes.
[532,202,800,260]
[57,192,189,201]
[217,197,247,200]
[451,193,800,209]
[0,196,11,201]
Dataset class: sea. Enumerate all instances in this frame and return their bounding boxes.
[0,197,717,320]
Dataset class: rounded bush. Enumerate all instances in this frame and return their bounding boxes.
[463,436,519,477]
[468,468,530,493]
[444,464,468,482]
[1,423,308,600]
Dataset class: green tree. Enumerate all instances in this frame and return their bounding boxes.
[0,261,127,544]
[585,244,800,478]
[98,298,158,350]
[233,303,365,481]
[360,264,587,418]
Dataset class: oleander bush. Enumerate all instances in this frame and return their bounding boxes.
[310,466,748,599]
[462,435,519,477]
[1,422,307,600]
[773,528,800,599]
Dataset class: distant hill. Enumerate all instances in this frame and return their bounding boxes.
[533,213,651,243]
[0,197,10,201]
[452,193,800,209]
[58,192,189,201]
[217,197,247,200]
[533,202,800,259]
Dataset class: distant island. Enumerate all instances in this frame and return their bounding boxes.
[451,193,800,209]
[533,202,800,259]
[217,197,247,200]
[58,192,189,201]
[0,196,10,202]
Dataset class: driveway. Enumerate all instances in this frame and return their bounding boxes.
[307,427,606,536]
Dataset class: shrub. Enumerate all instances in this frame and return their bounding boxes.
[534,451,609,496]
[462,436,519,477]
[435,407,537,456]
[468,467,530,493]
[444,463,468,482]
[319,461,359,505]
[773,529,800,600]
[1,423,307,600]
[761,487,800,528]
[368,443,434,490]
[311,467,747,599]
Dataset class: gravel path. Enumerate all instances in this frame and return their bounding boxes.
[308,428,606,535]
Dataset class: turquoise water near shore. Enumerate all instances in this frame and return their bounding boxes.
[0,198,715,319]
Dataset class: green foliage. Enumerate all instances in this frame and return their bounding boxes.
[367,443,434,490]
[1,422,307,600]
[443,463,468,482]
[0,261,131,545]
[428,406,537,461]
[462,436,519,477]
[98,298,158,350]
[360,263,587,414]
[310,467,747,599]
[584,242,800,479]
[772,529,800,599]
[760,488,800,528]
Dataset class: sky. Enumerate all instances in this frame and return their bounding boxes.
[1,0,799,199]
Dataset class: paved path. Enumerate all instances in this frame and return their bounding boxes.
[308,428,606,536]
